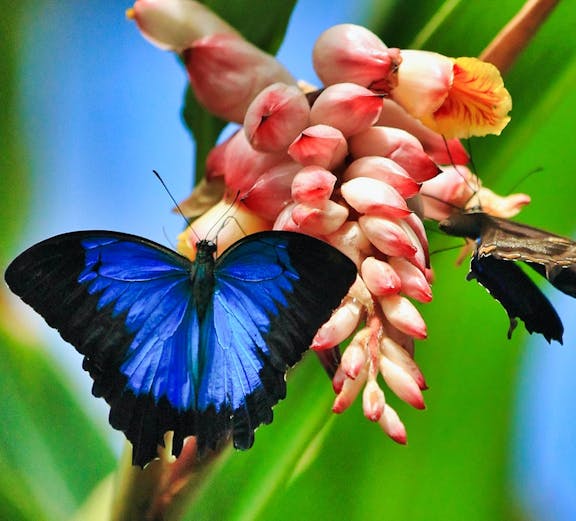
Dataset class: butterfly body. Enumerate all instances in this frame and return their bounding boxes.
[5,230,356,466]
[439,211,576,343]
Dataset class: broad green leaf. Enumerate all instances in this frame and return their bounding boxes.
[0,2,29,261]
[0,325,116,520]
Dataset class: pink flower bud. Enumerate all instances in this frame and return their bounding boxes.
[291,200,349,236]
[223,131,288,193]
[380,336,427,390]
[392,50,454,118]
[128,0,238,52]
[343,156,420,199]
[378,404,407,444]
[332,367,368,413]
[388,257,432,303]
[403,213,430,269]
[378,295,427,339]
[184,33,295,123]
[205,135,230,180]
[309,83,382,137]
[378,99,469,165]
[340,330,369,378]
[288,124,348,169]
[358,215,417,258]
[313,24,401,94]
[325,222,372,267]
[291,166,337,204]
[362,379,386,421]
[361,257,401,296]
[396,218,428,273]
[273,202,299,232]
[379,356,425,409]
[312,298,363,350]
[244,83,311,153]
[341,177,412,218]
[241,162,300,221]
[348,126,440,182]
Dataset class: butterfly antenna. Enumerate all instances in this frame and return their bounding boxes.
[419,191,464,212]
[153,170,202,242]
[205,191,242,243]
[506,166,543,194]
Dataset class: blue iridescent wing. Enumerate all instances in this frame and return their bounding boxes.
[194,231,357,453]
[4,232,200,466]
[5,230,356,466]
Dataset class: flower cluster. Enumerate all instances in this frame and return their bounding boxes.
[128,1,513,443]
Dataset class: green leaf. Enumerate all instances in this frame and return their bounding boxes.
[0,325,116,520]
[0,3,29,262]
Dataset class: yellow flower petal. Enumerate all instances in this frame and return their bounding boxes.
[421,57,512,139]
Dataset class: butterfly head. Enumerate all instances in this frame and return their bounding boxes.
[195,239,218,262]
[438,211,488,240]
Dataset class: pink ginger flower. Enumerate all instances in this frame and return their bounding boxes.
[132,5,514,446]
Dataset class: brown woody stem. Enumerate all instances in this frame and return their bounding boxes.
[480,0,560,74]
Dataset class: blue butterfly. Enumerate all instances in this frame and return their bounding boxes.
[5,230,356,466]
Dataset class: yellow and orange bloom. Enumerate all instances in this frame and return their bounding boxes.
[393,53,512,139]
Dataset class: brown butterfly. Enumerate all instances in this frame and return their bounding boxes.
[439,211,576,343]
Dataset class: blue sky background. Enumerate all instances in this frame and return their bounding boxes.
[11,1,575,519]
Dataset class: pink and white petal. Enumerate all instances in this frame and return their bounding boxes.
[332,368,368,413]
[241,162,300,221]
[378,99,469,165]
[388,257,432,303]
[313,24,401,93]
[325,222,373,267]
[392,50,454,117]
[184,33,295,123]
[291,200,349,236]
[348,126,440,182]
[128,0,239,52]
[361,257,402,297]
[244,83,311,153]
[340,330,369,379]
[379,356,426,409]
[224,131,289,193]
[310,83,383,137]
[380,336,427,390]
[341,177,412,218]
[343,156,420,199]
[359,215,417,258]
[291,166,337,204]
[288,124,348,169]
[378,294,427,339]
[312,299,363,351]
[378,404,407,444]
[362,379,386,422]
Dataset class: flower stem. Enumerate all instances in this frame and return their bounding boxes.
[480,0,560,74]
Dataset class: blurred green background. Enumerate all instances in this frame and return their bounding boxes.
[1,1,576,520]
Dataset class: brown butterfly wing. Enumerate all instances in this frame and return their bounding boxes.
[478,216,576,297]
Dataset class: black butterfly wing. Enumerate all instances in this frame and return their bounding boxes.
[195,231,357,453]
[468,253,564,343]
[4,231,204,466]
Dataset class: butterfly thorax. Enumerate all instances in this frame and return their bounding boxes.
[191,240,218,320]
[439,211,493,240]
